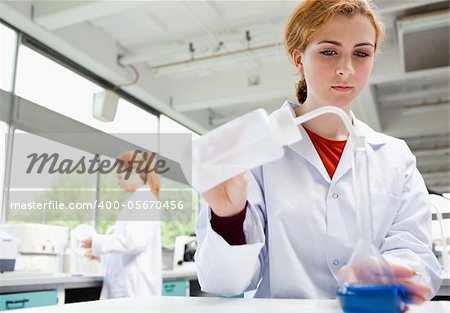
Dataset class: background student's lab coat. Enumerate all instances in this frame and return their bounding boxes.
[92,190,162,299]
[195,109,442,299]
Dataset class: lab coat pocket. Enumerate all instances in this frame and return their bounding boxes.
[370,191,402,247]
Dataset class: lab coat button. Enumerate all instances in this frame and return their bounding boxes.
[333,259,339,265]
[332,193,339,199]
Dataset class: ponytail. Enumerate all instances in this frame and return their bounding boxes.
[295,77,308,104]
[141,153,160,200]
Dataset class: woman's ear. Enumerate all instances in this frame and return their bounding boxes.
[292,49,304,76]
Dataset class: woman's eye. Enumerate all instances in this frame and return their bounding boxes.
[354,51,369,58]
[320,50,337,56]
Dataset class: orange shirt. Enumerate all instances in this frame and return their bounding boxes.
[305,128,347,179]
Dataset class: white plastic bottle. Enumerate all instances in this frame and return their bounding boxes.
[184,101,302,193]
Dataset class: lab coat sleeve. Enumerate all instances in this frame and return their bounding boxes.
[195,168,268,296]
[92,221,156,256]
[380,141,442,298]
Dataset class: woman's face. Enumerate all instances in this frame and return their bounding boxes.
[117,170,144,193]
[293,14,376,110]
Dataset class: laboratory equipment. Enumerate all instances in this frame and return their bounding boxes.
[0,230,19,272]
[173,235,197,272]
[336,144,406,313]
[182,101,302,193]
[429,193,450,275]
[0,223,68,273]
[294,106,408,312]
[184,102,408,312]
[69,224,101,275]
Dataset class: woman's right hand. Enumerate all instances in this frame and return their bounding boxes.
[85,249,100,261]
[202,173,248,217]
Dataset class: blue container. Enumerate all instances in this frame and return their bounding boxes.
[337,285,408,313]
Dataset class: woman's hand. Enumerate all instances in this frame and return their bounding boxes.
[389,263,431,304]
[202,173,248,217]
[85,249,100,261]
[82,238,92,249]
[337,260,431,304]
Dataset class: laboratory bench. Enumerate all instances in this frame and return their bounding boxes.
[0,272,103,308]
[0,268,199,309]
[437,276,450,299]
[13,295,450,313]
[0,271,448,310]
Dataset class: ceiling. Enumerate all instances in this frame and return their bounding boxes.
[0,0,449,192]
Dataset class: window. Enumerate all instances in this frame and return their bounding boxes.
[0,121,8,219]
[159,115,199,140]
[12,44,159,233]
[7,130,97,230]
[5,36,201,249]
[159,115,199,247]
[15,46,158,139]
[0,23,16,92]
[96,155,127,234]
[15,46,102,121]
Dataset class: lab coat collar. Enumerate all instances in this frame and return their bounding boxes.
[352,117,387,147]
[282,100,387,148]
[283,101,387,184]
[290,125,332,183]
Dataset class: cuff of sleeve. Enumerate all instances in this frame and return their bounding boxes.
[210,203,247,245]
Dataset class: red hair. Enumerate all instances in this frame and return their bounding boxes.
[284,0,385,104]
[118,151,160,200]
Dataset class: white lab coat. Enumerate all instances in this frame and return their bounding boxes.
[195,102,442,299]
[92,190,162,299]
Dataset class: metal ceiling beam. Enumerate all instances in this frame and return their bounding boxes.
[147,44,280,76]
[370,66,450,84]
[401,102,450,116]
[423,172,450,180]
[378,87,449,105]
[375,0,446,15]
[120,30,281,66]
[0,1,209,135]
[403,133,450,148]
[204,1,224,20]
[174,88,291,113]
[32,1,148,30]
[118,4,294,62]
[180,1,222,48]
[414,147,450,157]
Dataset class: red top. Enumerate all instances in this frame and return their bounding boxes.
[210,128,347,245]
[304,128,347,179]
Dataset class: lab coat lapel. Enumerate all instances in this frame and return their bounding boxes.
[331,118,385,185]
[330,138,354,186]
[288,125,331,184]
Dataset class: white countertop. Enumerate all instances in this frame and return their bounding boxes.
[18,296,450,313]
[0,273,103,288]
[0,268,197,289]
[162,268,197,280]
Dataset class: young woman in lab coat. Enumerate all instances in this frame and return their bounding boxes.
[195,0,442,303]
[83,151,162,299]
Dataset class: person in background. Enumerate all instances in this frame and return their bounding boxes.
[195,0,442,304]
[83,151,162,299]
